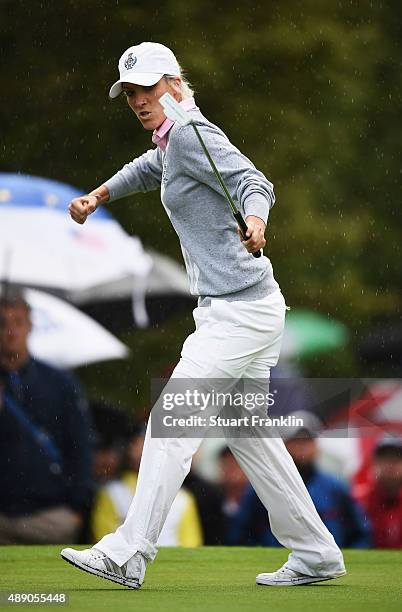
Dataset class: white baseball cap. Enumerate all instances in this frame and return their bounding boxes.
[109,42,181,98]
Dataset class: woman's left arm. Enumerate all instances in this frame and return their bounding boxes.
[172,122,275,225]
[172,122,274,252]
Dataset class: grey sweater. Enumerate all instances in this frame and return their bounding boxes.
[104,108,279,304]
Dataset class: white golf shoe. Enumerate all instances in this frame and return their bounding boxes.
[256,563,347,586]
[60,547,147,589]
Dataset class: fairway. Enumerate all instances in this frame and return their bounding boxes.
[0,546,401,612]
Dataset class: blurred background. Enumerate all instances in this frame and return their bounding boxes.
[0,1,401,549]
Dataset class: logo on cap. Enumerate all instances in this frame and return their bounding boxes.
[124,53,137,70]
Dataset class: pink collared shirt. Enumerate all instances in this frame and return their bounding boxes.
[152,98,197,151]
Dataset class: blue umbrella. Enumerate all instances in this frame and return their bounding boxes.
[0,172,110,218]
[0,172,152,295]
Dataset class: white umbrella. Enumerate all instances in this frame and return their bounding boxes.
[67,250,191,304]
[0,173,152,293]
[25,288,129,368]
[66,250,194,331]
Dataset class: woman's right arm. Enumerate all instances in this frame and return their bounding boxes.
[69,147,162,225]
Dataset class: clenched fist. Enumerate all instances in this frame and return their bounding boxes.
[68,195,99,225]
[238,215,266,254]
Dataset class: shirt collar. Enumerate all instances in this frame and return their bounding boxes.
[152,97,197,151]
[0,355,34,380]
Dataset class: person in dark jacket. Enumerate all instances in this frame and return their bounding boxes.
[0,288,93,544]
[184,467,225,545]
[226,413,371,548]
[361,435,402,549]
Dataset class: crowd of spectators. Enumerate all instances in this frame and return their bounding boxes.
[1,288,402,549]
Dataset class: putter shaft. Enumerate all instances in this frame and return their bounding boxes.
[191,124,261,259]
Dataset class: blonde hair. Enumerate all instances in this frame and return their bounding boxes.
[165,67,195,100]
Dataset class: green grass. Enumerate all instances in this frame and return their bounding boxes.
[0,546,401,612]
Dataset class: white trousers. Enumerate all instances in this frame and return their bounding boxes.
[96,290,345,577]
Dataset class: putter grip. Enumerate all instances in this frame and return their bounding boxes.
[234,211,262,259]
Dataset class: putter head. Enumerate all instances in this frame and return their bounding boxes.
[159,93,192,126]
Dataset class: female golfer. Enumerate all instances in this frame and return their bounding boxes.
[62,42,346,588]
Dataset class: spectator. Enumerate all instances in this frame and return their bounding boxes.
[218,447,249,545]
[90,401,133,485]
[361,435,402,548]
[90,416,203,547]
[184,460,225,545]
[0,287,93,544]
[225,413,371,548]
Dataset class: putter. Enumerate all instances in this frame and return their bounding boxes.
[159,93,262,258]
